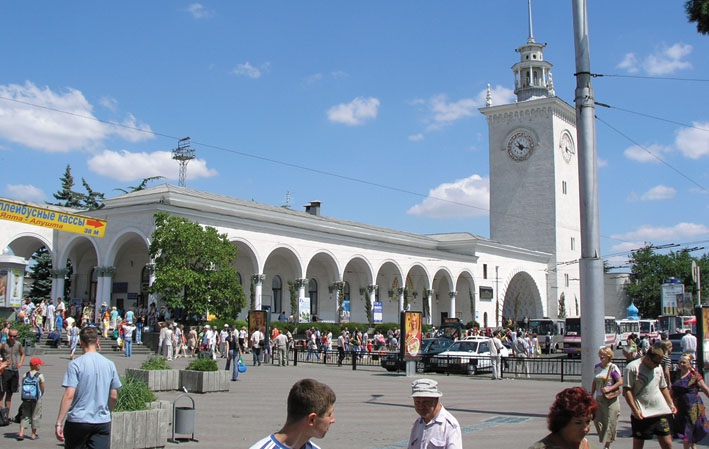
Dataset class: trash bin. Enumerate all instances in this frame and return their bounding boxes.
[169,393,198,443]
[23,339,33,356]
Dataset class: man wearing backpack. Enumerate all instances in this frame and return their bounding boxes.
[17,357,45,441]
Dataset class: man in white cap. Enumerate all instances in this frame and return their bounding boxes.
[408,379,462,449]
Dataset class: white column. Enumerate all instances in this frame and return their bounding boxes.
[425,289,433,325]
[398,287,405,312]
[50,268,67,302]
[252,274,265,310]
[449,291,457,319]
[295,278,308,318]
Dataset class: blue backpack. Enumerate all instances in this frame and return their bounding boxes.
[21,372,41,402]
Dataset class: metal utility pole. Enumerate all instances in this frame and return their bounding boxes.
[172,137,195,187]
[572,0,605,390]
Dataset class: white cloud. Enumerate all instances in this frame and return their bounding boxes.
[617,43,692,76]
[408,133,424,142]
[185,3,214,19]
[640,185,676,201]
[0,81,153,152]
[610,223,709,253]
[617,53,639,74]
[407,174,489,218]
[232,62,270,79]
[87,150,218,182]
[418,85,514,132]
[624,144,668,163]
[99,96,118,112]
[327,97,380,126]
[675,122,709,159]
[5,184,45,202]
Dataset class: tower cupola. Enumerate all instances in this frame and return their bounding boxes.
[512,0,554,102]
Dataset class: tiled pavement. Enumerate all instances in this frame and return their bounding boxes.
[2,347,706,449]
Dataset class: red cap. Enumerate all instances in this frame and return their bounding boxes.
[30,357,45,366]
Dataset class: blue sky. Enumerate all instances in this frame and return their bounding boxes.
[1,1,708,269]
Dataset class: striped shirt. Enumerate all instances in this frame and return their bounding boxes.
[249,434,322,449]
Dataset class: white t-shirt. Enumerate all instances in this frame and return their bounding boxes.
[623,357,671,418]
[249,434,321,449]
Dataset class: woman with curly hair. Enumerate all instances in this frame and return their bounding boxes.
[529,386,598,449]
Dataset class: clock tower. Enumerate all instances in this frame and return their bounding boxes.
[480,3,581,319]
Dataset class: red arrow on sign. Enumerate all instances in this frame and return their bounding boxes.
[86,219,105,228]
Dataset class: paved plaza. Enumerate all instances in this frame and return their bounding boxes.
[2,348,707,449]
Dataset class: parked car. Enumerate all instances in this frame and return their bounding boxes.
[381,338,455,372]
[430,336,508,375]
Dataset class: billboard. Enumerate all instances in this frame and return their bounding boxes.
[402,311,423,360]
[298,297,311,323]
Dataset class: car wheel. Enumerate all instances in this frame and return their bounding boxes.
[467,362,477,375]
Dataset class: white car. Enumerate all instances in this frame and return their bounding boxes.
[430,336,508,375]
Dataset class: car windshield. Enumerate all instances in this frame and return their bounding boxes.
[449,341,479,352]
[423,339,453,353]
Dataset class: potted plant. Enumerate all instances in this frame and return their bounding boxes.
[179,357,230,393]
[111,374,171,449]
[126,356,180,392]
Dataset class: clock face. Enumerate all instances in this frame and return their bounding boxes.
[506,130,535,161]
[559,131,575,163]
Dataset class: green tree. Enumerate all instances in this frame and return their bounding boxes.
[50,165,84,208]
[48,165,104,210]
[81,177,104,210]
[114,176,165,194]
[625,244,708,317]
[686,0,709,35]
[149,212,246,319]
[28,247,53,300]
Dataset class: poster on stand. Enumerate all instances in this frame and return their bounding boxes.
[298,297,311,323]
[402,311,422,360]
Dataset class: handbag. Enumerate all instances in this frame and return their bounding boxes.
[602,364,621,400]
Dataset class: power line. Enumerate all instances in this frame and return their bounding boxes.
[0,94,705,259]
[591,73,709,83]
[595,114,708,192]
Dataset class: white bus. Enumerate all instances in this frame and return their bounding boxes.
[563,316,617,357]
[616,319,640,348]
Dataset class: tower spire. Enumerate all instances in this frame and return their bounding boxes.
[527,0,535,43]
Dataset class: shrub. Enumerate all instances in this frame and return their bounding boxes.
[114,374,157,412]
[10,323,37,345]
[186,357,218,372]
[140,356,172,370]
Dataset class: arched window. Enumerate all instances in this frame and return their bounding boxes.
[309,279,318,317]
[272,275,282,313]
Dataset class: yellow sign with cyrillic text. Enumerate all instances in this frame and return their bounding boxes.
[0,198,107,238]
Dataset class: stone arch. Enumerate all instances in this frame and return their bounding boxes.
[57,236,100,303]
[374,260,404,323]
[430,267,455,324]
[501,269,543,327]
[404,264,430,315]
[3,232,53,259]
[103,230,151,311]
[342,256,374,324]
[306,251,340,322]
[454,270,476,324]
[263,245,302,321]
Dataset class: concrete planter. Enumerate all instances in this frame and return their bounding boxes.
[111,400,171,449]
[179,369,230,393]
[125,368,180,392]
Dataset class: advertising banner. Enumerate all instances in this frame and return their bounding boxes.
[403,311,423,360]
[373,301,383,323]
[298,296,311,323]
[0,197,107,238]
[248,310,267,335]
